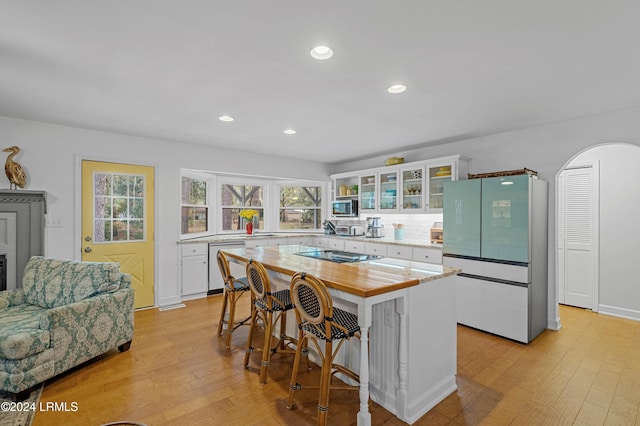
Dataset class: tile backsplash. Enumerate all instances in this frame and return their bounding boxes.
[333,213,443,242]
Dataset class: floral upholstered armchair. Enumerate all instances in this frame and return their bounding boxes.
[0,257,134,399]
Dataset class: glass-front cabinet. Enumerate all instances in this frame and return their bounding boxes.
[401,166,424,211]
[331,154,469,214]
[359,174,377,212]
[426,162,455,210]
[378,170,398,211]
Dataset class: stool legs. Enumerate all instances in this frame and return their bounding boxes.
[317,340,333,426]
[216,289,229,336]
[243,306,259,369]
[287,329,307,409]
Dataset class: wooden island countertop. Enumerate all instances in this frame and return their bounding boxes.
[221,245,459,298]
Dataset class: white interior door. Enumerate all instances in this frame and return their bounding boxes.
[558,164,598,309]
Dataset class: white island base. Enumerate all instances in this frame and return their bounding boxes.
[273,266,458,425]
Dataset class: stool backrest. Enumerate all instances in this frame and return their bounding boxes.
[217,251,233,285]
[246,259,283,311]
[290,272,336,340]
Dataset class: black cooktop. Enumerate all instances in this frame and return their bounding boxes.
[295,250,382,263]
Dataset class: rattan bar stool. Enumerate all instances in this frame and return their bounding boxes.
[244,259,297,385]
[216,250,252,348]
[287,272,362,426]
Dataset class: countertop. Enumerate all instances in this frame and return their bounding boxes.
[222,245,458,298]
[179,232,444,250]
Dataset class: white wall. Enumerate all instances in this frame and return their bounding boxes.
[332,105,640,328]
[567,143,640,319]
[0,116,331,307]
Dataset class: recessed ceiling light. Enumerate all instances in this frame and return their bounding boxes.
[284,129,297,135]
[218,115,234,122]
[387,84,407,94]
[310,45,333,60]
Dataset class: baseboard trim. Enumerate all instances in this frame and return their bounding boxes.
[598,305,640,322]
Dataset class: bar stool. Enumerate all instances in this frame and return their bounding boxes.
[216,250,251,348]
[244,259,297,384]
[287,272,362,426]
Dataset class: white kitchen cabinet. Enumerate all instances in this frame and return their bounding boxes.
[424,156,469,211]
[331,154,469,214]
[332,175,359,202]
[412,247,443,264]
[344,240,366,253]
[364,242,387,256]
[387,245,413,260]
[400,166,425,211]
[180,244,209,297]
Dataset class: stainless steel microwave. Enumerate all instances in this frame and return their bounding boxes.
[332,199,358,217]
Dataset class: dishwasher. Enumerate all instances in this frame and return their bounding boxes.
[208,242,246,295]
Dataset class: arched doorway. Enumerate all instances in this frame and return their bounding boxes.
[556,142,640,321]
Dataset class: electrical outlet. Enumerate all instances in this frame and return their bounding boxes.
[45,217,64,228]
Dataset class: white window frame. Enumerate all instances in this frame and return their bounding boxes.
[217,176,269,234]
[180,170,215,239]
[275,182,325,232]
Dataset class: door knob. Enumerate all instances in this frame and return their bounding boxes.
[84,247,92,253]
[85,236,92,241]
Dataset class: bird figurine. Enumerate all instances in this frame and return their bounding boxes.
[3,146,27,189]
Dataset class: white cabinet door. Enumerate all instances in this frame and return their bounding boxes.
[180,244,208,296]
[313,237,329,248]
[245,238,270,248]
[364,243,387,256]
[387,245,413,259]
[412,247,443,264]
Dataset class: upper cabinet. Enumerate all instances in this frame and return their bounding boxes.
[332,155,469,214]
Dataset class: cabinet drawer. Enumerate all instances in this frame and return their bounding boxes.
[365,243,387,256]
[314,237,328,248]
[387,245,413,259]
[412,247,443,264]
[328,239,345,250]
[345,241,366,253]
[288,236,314,246]
[181,244,208,257]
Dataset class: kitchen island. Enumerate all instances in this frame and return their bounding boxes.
[222,245,459,425]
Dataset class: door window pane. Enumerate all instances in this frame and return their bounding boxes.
[93,173,145,243]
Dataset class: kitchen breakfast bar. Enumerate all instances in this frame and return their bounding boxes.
[222,245,460,425]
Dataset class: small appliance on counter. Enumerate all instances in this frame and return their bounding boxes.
[365,217,385,238]
[430,222,443,244]
[335,224,366,236]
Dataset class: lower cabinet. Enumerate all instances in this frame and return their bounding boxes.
[180,244,209,298]
[412,247,443,264]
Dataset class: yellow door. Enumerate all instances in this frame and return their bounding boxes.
[82,160,155,309]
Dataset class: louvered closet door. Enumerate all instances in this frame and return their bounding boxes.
[562,166,597,309]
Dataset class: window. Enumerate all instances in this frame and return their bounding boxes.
[181,176,208,234]
[94,173,145,242]
[221,183,264,231]
[279,186,322,230]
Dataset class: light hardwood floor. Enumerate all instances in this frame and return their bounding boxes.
[33,296,640,425]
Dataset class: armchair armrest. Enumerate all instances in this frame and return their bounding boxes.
[44,287,134,373]
[0,288,25,310]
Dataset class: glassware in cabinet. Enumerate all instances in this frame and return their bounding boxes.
[360,174,377,211]
[378,171,398,211]
[401,167,424,210]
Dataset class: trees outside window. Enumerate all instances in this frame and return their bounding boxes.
[279,186,322,230]
[221,184,264,231]
[181,176,208,234]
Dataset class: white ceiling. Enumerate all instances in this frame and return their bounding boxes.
[2,1,640,164]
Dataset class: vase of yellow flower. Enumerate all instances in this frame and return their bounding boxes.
[239,209,259,235]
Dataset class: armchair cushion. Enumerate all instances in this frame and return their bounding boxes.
[0,304,50,359]
[22,257,122,309]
